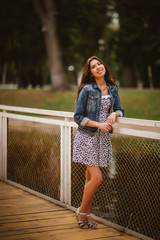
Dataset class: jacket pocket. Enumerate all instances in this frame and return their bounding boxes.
[86,93,98,117]
[88,93,98,105]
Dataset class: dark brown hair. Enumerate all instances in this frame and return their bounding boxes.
[77,56,117,99]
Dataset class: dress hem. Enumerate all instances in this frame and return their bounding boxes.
[72,160,113,168]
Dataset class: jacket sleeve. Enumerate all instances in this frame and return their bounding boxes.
[74,87,90,127]
[113,88,124,117]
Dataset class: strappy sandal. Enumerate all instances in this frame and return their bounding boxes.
[87,214,97,229]
[76,207,88,229]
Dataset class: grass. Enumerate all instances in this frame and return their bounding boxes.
[0,88,160,120]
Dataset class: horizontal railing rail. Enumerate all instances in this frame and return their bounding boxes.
[0,105,159,240]
[0,105,160,139]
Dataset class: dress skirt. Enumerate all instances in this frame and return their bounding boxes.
[73,96,113,167]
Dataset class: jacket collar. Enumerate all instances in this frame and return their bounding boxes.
[93,81,111,89]
[93,81,99,89]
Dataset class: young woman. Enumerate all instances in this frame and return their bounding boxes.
[73,56,124,229]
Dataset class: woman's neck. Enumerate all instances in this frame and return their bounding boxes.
[95,77,106,87]
[95,78,109,95]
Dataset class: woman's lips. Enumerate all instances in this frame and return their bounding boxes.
[97,69,103,73]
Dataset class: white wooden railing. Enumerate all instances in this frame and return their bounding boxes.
[0,105,159,240]
[0,105,160,201]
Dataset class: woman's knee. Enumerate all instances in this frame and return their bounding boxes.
[95,174,103,186]
[87,166,103,186]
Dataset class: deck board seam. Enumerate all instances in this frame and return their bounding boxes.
[0,224,107,233]
[0,226,112,238]
[86,234,125,240]
[0,209,68,217]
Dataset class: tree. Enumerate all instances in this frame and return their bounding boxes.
[0,0,46,88]
[114,0,160,88]
[33,0,67,90]
[55,0,109,77]
[1,0,158,89]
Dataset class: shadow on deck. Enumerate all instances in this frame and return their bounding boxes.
[0,182,141,240]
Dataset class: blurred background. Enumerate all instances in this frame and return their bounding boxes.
[0,0,160,119]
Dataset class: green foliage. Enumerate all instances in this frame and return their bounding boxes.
[0,0,46,87]
[119,89,160,120]
[8,129,60,199]
[114,0,160,87]
[56,0,110,69]
[0,88,160,120]
[0,0,159,88]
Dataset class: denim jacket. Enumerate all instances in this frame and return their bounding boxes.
[74,82,124,135]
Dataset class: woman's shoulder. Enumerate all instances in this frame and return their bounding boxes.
[81,84,94,93]
[83,84,94,90]
[108,83,118,91]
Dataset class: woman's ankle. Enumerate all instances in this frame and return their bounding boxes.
[79,206,86,213]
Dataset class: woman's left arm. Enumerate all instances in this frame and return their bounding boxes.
[107,88,124,124]
[107,112,120,124]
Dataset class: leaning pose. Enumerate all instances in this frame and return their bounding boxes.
[73,56,124,229]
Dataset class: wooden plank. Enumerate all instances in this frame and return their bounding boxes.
[0,205,64,216]
[0,225,122,239]
[87,236,142,240]
[0,210,74,223]
[0,196,56,204]
[0,104,74,118]
[0,182,141,240]
[0,228,138,240]
[5,113,64,126]
[114,127,160,139]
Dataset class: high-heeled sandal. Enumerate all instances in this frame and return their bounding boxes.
[87,214,97,229]
[76,207,88,229]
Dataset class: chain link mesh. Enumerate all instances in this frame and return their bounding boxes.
[6,116,159,240]
[71,129,159,240]
[7,118,60,200]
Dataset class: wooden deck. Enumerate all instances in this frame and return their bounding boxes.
[0,182,141,240]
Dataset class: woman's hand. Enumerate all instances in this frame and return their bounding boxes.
[97,122,112,132]
[107,112,117,124]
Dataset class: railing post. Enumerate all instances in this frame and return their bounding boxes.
[0,113,2,178]
[0,110,7,179]
[60,118,72,205]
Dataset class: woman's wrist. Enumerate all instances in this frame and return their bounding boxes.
[110,112,120,118]
[115,112,120,118]
[86,120,100,128]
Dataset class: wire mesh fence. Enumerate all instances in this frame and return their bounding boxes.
[1,109,159,240]
[71,129,159,240]
[7,118,61,200]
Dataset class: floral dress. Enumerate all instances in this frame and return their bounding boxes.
[73,95,113,167]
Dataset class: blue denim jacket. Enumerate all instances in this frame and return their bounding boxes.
[74,82,124,135]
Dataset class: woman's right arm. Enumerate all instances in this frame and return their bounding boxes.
[74,87,90,127]
[86,120,112,132]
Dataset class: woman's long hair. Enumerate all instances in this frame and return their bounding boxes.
[77,56,117,99]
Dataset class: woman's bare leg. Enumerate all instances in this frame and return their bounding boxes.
[77,169,92,223]
[84,169,94,214]
[79,166,103,215]
[83,168,98,227]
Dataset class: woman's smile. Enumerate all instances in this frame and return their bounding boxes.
[90,59,106,78]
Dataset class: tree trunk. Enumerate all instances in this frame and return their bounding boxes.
[122,64,136,87]
[140,63,150,88]
[151,64,160,88]
[33,0,67,90]
[2,63,7,84]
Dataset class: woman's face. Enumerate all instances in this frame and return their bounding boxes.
[90,59,106,78]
